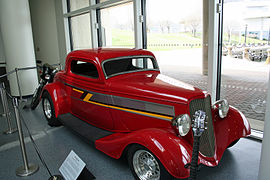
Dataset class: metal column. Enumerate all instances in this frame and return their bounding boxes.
[207,0,219,104]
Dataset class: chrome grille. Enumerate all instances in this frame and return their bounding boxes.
[189,96,215,157]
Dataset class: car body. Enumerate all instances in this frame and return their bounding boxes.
[42,48,251,179]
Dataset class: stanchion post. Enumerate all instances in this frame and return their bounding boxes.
[15,68,23,101]
[0,82,17,134]
[13,97,39,176]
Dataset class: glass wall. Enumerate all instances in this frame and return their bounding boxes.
[68,0,89,12]
[221,0,270,131]
[70,13,92,50]
[64,0,269,134]
[99,2,134,47]
[145,0,206,90]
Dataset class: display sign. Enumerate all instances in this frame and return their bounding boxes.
[59,150,86,180]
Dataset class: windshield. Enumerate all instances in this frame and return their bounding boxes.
[103,56,159,78]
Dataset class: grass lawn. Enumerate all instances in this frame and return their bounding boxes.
[223,33,268,45]
[111,29,268,51]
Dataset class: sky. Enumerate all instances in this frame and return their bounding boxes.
[146,0,202,23]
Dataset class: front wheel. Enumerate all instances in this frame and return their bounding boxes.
[42,91,61,127]
[31,85,44,110]
[128,145,173,180]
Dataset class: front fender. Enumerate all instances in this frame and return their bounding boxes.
[95,128,192,179]
[43,82,69,117]
[213,106,251,160]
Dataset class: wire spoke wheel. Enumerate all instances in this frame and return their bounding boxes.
[133,150,160,180]
[42,91,61,127]
[43,98,52,119]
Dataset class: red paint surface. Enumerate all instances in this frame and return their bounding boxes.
[45,48,251,179]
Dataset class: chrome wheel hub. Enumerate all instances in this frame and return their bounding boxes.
[43,98,52,119]
[133,150,160,180]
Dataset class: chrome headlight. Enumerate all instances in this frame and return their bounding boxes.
[172,114,191,136]
[212,99,229,118]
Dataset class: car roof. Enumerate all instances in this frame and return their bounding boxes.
[66,48,155,63]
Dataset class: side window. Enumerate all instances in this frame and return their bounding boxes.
[70,60,99,79]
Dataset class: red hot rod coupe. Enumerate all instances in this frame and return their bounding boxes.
[41,48,251,180]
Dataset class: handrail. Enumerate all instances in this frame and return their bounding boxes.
[0,63,61,80]
[0,69,16,79]
[0,63,61,101]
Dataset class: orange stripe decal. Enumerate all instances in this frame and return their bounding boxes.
[73,88,84,94]
[83,93,93,102]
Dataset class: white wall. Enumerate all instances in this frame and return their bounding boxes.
[29,0,60,65]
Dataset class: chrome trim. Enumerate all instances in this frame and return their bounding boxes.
[212,99,229,118]
[172,114,191,136]
[101,55,160,79]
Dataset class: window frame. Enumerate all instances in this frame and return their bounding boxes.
[69,58,102,81]
[101,55,159,79]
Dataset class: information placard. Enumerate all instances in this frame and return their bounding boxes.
[59,150,86,180]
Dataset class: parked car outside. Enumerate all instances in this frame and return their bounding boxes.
[41,48,251,180]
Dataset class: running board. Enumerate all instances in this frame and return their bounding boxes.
[58,113,114,146]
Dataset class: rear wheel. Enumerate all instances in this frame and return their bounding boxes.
[42,91,61,127]
[128,145,173,180]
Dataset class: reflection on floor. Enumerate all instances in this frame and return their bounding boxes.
[0,98,262,180]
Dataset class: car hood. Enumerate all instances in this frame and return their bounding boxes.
[107,72,206,104]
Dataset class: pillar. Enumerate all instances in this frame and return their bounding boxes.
[133,0,143,49]
[258,66,270,180]
[206,0,219,104]
[0,0,38,96]
[202,0,209,75]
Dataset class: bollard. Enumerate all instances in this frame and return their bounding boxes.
[0,82,17,134]
[266,49,270,64]
[227,46,233,56]
[13,97,39,176]
[244,47,251,60]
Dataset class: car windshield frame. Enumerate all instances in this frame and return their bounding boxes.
[101,55,160,79]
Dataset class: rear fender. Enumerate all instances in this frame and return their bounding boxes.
[95,128,192,179]
[42,82,69,117]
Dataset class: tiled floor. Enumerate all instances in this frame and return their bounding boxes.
[0,98,262,180]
